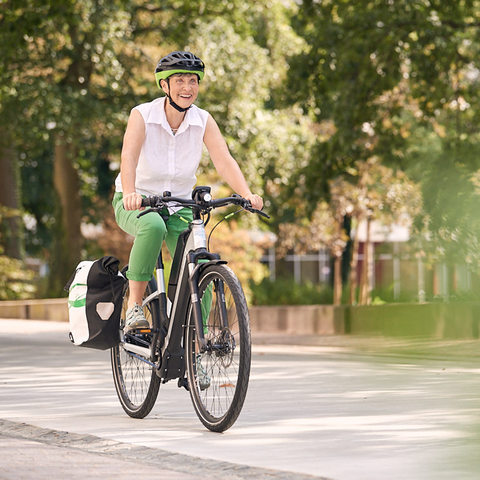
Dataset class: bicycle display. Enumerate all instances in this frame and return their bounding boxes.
[110,186,269,432]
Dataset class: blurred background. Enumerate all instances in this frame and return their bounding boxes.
[2,0,480,308]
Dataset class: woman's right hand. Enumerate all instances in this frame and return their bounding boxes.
[123,192,145,211]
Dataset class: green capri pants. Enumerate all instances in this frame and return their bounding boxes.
[112,192,192,282]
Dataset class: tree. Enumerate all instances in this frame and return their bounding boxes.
[0,131,22,259]
[286,0,480,278]
[189,5,314,226]
[347,159,422,305]
[278,157,422,305]
[277,200,348,305]
[1,0,143,294]
[1,0,309,297]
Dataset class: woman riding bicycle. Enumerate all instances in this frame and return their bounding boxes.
[112,51,263,332]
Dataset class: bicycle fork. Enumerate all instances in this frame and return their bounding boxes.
[187,252,229,353]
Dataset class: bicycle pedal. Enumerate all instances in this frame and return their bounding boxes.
[129,328,153,335]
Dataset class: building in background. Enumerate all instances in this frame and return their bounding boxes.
[262,221,477,303]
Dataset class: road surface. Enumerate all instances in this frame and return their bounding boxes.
[1,319,480,479]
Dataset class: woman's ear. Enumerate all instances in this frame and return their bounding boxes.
[160,79,168,93]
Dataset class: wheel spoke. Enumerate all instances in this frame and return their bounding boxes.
[186,265,251,432]
[111,278,160,419]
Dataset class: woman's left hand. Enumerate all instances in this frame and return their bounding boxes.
[246,194,263,211]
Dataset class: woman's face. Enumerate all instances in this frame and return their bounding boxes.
[163,74,199,109]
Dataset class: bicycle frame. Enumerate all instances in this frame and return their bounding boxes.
[121,212,228,383]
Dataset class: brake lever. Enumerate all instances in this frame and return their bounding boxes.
[136,208,154,219]
[240,198,270,219]
[243,203,270,219]
[251,208,270,219]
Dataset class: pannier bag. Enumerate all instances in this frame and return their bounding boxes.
[64,255,127,350]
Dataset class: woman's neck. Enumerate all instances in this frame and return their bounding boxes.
[165,100,186,130]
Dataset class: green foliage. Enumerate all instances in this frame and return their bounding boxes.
[250,277,333,306]
[191,12,315,227]
[207,218,269,304]
[0,0,143,274]
[415,159,480,270]
[0,207,35,299]
[5,0,480,302]
[0,254,36,300]
[286,0,480,276]
[367,286,480,305]
[287,1,480,171]
[1,1,311,271]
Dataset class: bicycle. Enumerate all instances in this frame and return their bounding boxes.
[110,186,269,432]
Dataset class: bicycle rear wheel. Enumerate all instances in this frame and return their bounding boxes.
[185,264,251,432]
[111,276,161,418]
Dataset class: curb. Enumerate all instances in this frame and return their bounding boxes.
[0,419,332,480]
[0,298,68,322]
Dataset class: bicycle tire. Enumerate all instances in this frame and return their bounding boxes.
[111,276,161,419]
[185,264,251,432]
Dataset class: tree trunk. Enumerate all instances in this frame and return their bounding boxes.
[359,216,372,305]
[333,252,342,305]
[349,225,359,305]
[0,129,23,259]
[332,214,343,306]
[432,264,439,297]
[47,132,83,295]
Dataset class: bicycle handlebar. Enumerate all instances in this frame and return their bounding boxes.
[139,192,270,219]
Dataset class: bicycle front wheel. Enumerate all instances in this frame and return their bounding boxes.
[111,277,161,419]
[185,264,251,432]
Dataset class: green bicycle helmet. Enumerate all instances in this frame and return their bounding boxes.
[154,51,205,89]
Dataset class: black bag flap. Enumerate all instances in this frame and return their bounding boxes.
[101,255,121,276]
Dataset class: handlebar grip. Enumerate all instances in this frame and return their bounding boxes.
[141,196,157,208]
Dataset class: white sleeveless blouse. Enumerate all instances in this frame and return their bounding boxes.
[115,96,209,200]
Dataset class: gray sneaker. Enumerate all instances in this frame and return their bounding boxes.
[196,354,211,390]
[125,303,150,331]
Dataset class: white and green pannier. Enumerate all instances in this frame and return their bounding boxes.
[64,256,126,350]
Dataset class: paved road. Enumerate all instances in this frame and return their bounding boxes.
[1,319,480,480]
